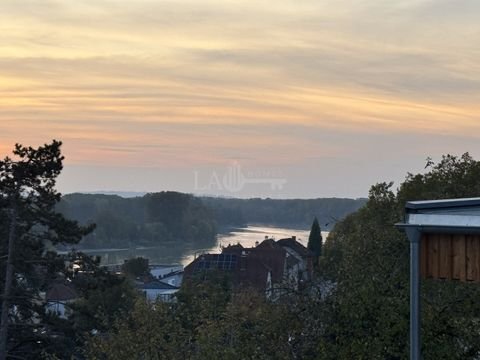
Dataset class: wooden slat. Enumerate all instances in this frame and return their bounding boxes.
[452,234,466,281]
[427,234,440,279]
[474,235,480,282]
[438,234,452,280]
[466,235,480,282]
[420,234,428,279]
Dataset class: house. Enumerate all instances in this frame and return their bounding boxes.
[184,236,313,297]
[250,239,288,285]
[136,280,179,302]
[236,255,273,295]
[277,236,314,284]
[160,271,183,287]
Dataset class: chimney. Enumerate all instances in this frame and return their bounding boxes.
[255,241,259,247]
[292,236,296,241]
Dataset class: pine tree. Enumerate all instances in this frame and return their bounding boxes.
[0,141,92,360]
[307,217,323,265]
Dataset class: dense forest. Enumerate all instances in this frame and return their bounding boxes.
[57,192,217,249]
[202,196,366,229]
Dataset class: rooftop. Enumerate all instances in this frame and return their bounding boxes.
[277,237,314,258]
[406,197,480,211]
[400,197,480,231]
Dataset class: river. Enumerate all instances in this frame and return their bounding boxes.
[77,225,329,267]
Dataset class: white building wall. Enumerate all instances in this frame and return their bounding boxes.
[143,288,179,302]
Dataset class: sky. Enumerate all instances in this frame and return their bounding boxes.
[1,0,479,198]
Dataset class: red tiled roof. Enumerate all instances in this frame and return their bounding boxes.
[184,238,308,292]
[277,237,314,258]
[222,243,244,251]
[255,238,278,249]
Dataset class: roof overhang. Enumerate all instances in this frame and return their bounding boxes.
[396,222,480,235]
[397,197,480,235]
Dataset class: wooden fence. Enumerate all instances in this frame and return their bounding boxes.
[421,233,480,282]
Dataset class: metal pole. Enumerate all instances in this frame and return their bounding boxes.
[405,227,421,360]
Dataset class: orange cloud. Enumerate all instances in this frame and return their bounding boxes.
[1,0,479,173]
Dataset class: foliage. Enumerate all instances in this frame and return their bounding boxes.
[307,217,323,262]
[321,153,480,359]
[71,272,138,336]
[0,141,93,359]
[58,192,218,249]
[86,273,233,359]
[195,290,297,360]
[86,276,308,360]
[122,257,150,278]
[201,196,366,229]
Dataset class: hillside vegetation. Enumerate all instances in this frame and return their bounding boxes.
[58,192,217,249]
[202,196,366,229]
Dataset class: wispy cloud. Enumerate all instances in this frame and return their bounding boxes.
[0,0,479,196]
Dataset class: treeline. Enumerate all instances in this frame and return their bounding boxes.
[202,196,366,229]
[58,193,365,249]
[57,192,217,249]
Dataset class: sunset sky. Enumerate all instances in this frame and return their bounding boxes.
[1,0,479,198]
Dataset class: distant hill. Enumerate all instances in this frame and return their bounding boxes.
[58,192,217,249]
[201,196,367,230]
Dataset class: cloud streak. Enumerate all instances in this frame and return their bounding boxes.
[0,0,479,196]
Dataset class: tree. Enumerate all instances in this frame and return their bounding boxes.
[307,217,323,263]
[69,253,138,336]
[122,257,150,278]
[0,141,92,359]
[86,273,233,359]
[320,153,480,359]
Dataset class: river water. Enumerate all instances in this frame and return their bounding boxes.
[78,226,329,267]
